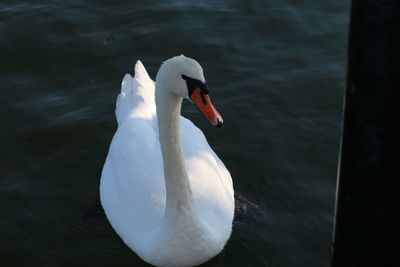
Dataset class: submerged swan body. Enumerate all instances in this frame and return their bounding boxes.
[100,56,234,267]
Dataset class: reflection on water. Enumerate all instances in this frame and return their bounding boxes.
[0,0,348,266]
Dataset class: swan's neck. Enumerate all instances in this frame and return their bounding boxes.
[156,90,195,215]
[155,84,207,239]
[145,80,217,265]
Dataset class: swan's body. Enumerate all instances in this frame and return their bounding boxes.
[100,56,234,267]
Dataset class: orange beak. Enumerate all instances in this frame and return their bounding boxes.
[190,88,223,128]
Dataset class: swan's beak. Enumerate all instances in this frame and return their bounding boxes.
[190,88,223,128]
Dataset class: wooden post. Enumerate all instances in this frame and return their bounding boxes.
[332,0,400,266]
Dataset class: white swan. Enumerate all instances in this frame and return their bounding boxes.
[100,55,234,267]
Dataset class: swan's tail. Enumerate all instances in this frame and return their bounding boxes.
[115,60,155,124]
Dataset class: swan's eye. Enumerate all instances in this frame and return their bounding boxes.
[181,75,208,97]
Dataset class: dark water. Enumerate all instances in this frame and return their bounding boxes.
[1,1,348,266]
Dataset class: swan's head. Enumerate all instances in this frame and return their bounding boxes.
[156,55,223,128]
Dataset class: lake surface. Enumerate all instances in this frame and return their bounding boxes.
[0,1,348,266]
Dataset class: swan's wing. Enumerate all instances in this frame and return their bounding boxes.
[101,61,163,251]
[181,117,235,239]
[115,60,156,125]
[100,117,165,251]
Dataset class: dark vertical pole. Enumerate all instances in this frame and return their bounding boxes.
[332,0,400,266]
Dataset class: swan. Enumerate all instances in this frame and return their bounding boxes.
[100,55,234,267]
